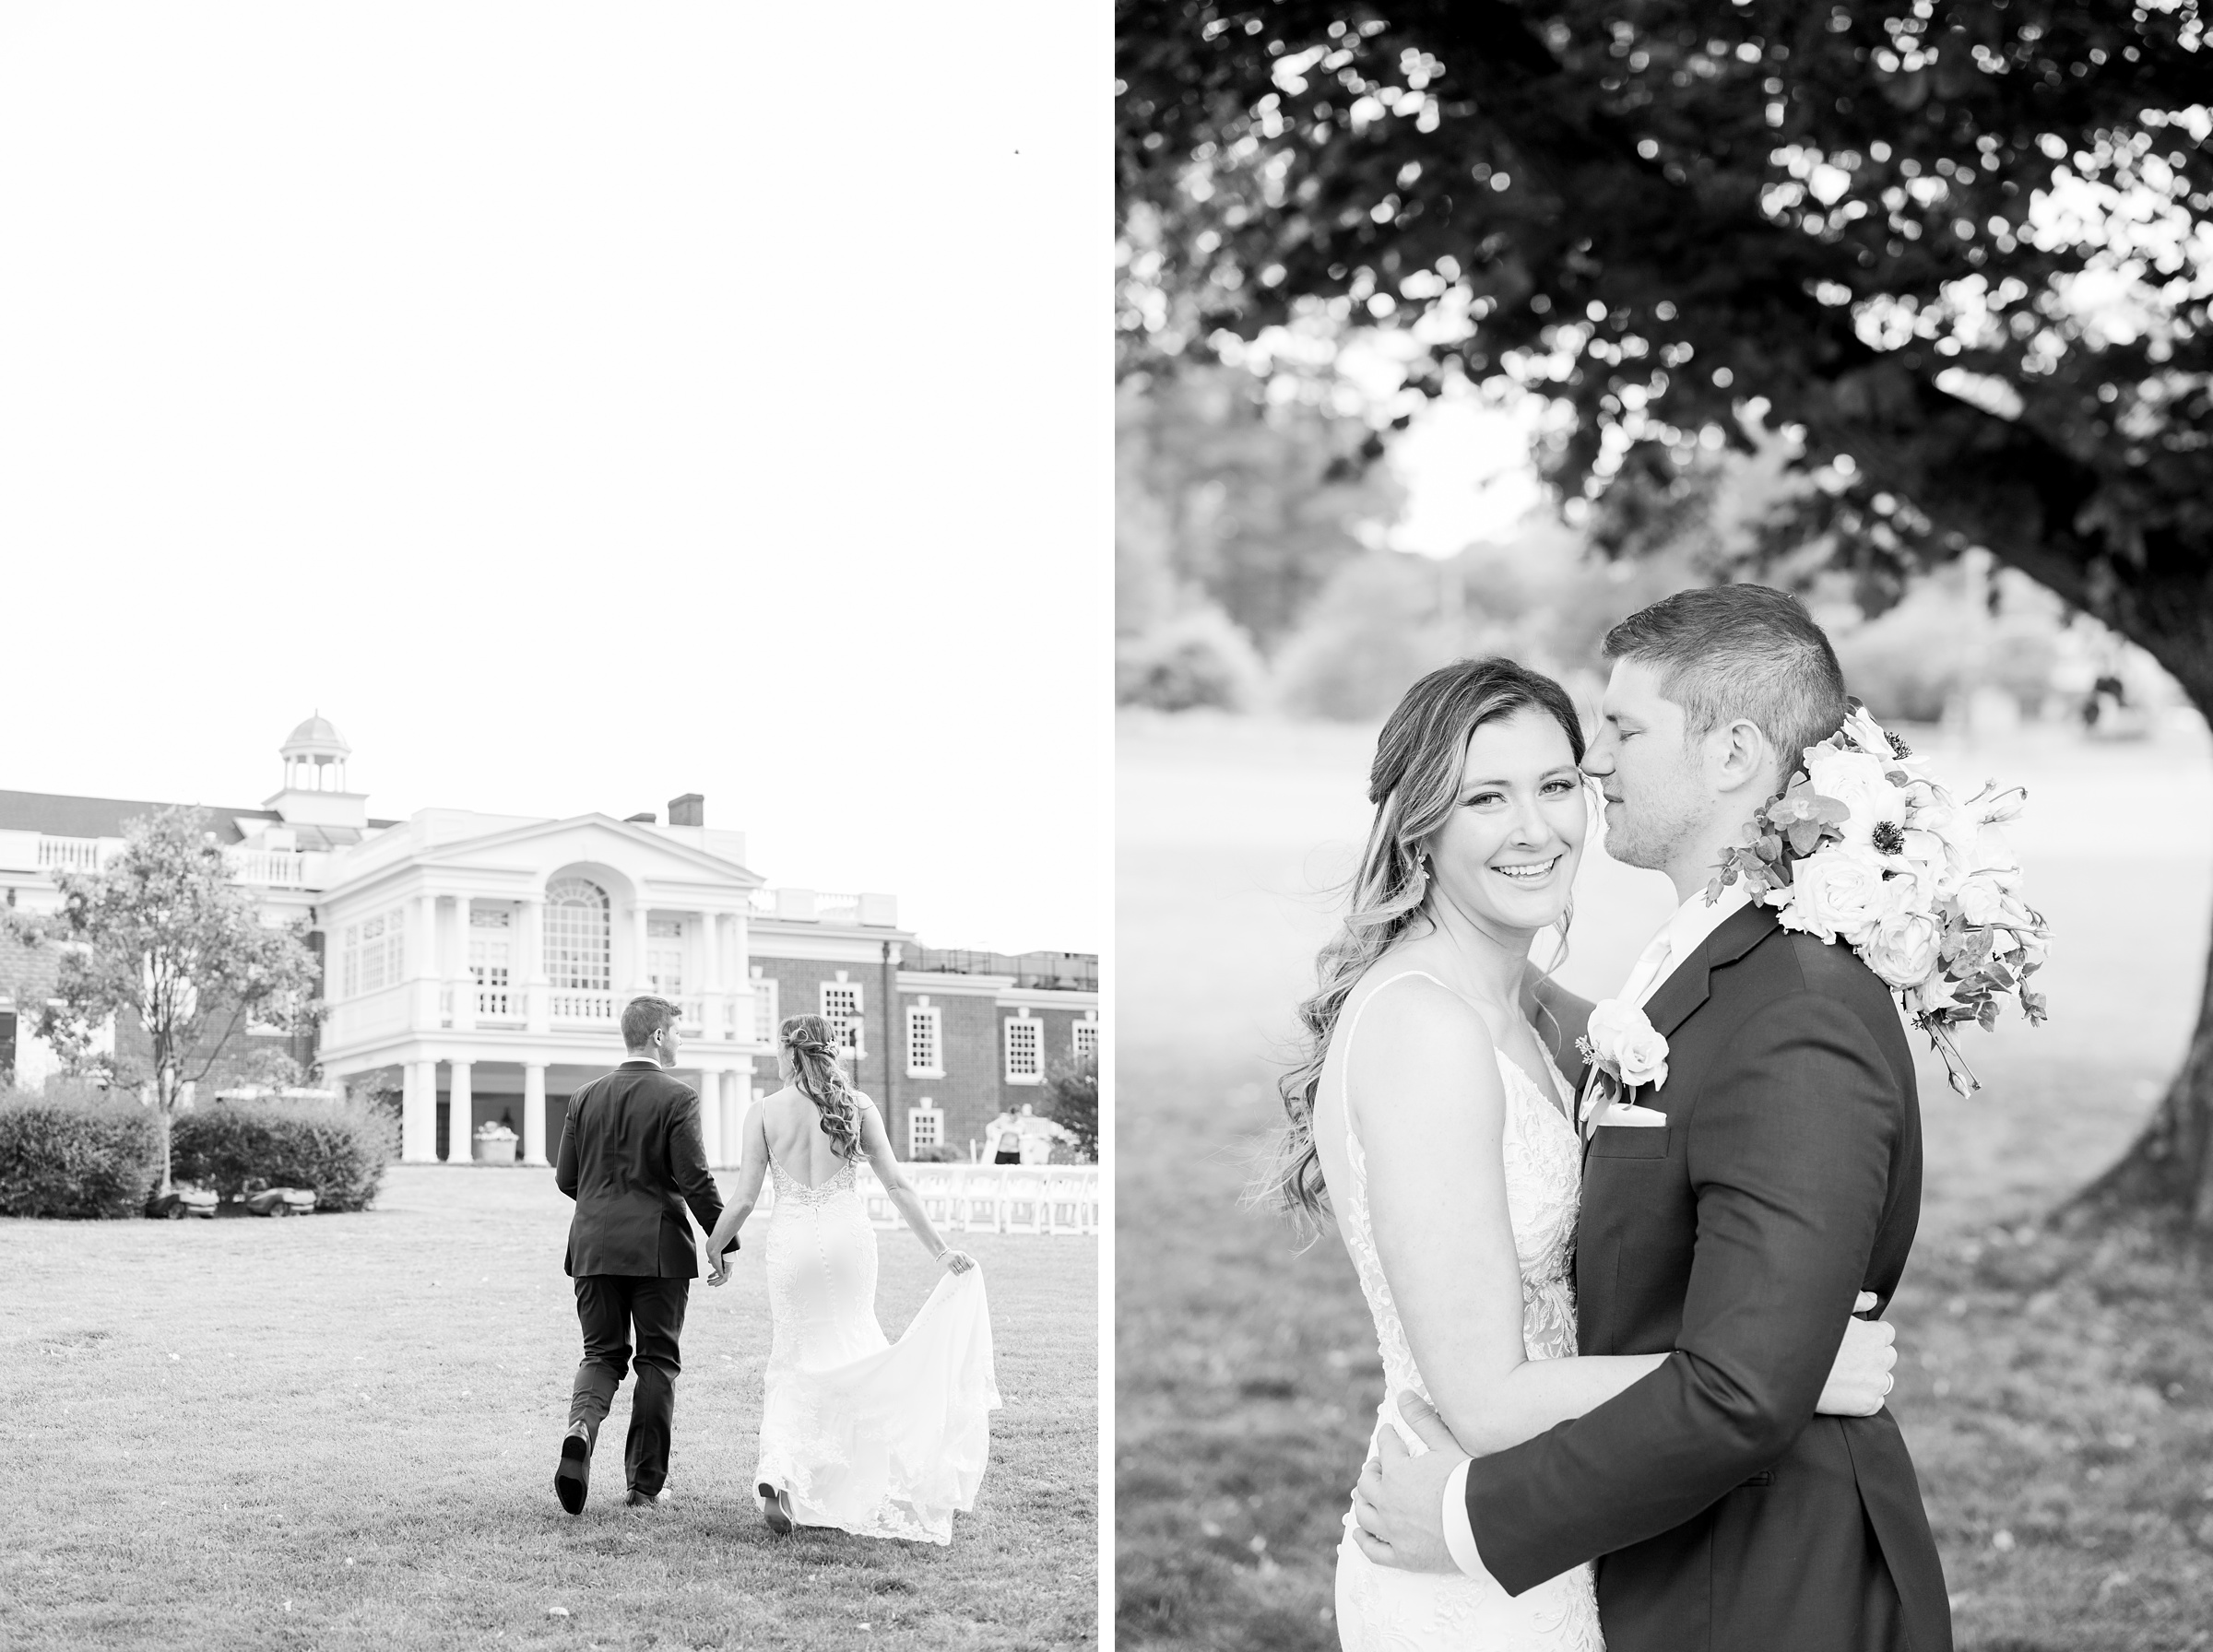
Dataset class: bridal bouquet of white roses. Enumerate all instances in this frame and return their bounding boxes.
[1709,704,2049,1096]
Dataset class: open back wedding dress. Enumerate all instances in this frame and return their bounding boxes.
[1331,971,1604,1651]
[753,1124,1000,1545]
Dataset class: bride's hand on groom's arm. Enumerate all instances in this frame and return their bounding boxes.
[1350,1393,1467,1575]
[1816,1292,1898,1417]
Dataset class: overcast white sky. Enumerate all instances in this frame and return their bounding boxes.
[0,4,1106,954]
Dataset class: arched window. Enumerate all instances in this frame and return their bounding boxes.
[545,878,610,992]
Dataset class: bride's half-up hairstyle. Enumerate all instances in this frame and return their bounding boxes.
[780,1013,865,1161]
[1267,657,1587,1223]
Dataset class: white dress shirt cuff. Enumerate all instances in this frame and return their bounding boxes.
[1441,1457,1486,1578]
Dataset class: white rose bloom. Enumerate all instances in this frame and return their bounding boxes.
[1864,910,1945,989]
[1586,998,1670,1092]
[1781,844,1891,946]
[1803,745,1907,850]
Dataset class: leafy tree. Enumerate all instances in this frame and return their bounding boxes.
[1,807,324,1196]
[1118,1,2213,1229]
[1118,364,1404,656]
[1043,1053,1100,1162]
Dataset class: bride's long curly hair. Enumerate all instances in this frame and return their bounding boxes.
[780,1013,865,1162]
[1266,657,1587,1223]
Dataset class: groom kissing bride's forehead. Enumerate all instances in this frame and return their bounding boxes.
[1331,584,1952,1652]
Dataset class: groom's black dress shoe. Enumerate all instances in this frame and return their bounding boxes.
[759,1481,795,1535]
[554,1423,591,1515]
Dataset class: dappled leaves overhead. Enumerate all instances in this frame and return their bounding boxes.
[1118,1,2213,686]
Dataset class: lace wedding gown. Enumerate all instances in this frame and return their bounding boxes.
[752,1149,1000,1544]
[1333,971,1604,1651]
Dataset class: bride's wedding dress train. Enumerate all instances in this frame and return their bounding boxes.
[1333,971,1603,1651]
[753,1157,1000,1544]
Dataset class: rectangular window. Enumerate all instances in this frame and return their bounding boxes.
[822,981,865,1060]
[1004,1016,1042,1084]
[907,1104,943,1156]
[470,937,512,1016]
[647,946,684,997]
[347,908,406,997]
[646,915,684,938]
[905,1006,943,1078]
[751,977,778,1044]
[1073,1020,1099,1065]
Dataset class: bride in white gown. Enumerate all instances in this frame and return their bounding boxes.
[1268,659,1895,1651]
[704,1014,999,1545]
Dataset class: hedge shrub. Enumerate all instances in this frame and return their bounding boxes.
[0,1085,161,1220]
[171,1095,396,1212]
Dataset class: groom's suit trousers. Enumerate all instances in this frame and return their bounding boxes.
[571,1274,689,1496]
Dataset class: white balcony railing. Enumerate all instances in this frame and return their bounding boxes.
[226,848,308,887]
[36,835,308,889]
[37,836,104,873]
[549,990,617,1023]
[749,887,893,926]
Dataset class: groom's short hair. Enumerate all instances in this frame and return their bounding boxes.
[621,995,680,1050]
[1604,585,1848,769]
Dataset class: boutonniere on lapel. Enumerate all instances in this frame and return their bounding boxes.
[1576,998,1670,1134]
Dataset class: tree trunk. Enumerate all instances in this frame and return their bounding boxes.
[2072,921,2213,1233]
[157,1063,176,1195]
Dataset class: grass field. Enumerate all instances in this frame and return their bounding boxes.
[0,1165,1097,1652]
[1118,709,2213,1652]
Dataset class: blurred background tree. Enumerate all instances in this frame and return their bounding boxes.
[1043,1053,1100,1162]
[1118,1,2213,1230]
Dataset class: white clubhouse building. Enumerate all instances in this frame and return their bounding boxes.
[0,718,1098,1168]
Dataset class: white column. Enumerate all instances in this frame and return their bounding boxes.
[524,1061,549,1166]
[630,902,651,997]
[451,895,475,1031]
[446,1059,472,1162]
[699,911,721,1037]
[402,1059,437,1162]
[730,1074,756,1159]
[698,1067,722,1166]
[414,892,440,1028]
[520,895,549,1033]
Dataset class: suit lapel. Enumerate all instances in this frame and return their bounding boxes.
[1645,901,1778,1040]
[1580,902,1781,1166]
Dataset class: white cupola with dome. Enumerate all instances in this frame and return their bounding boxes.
[266,714,369,830]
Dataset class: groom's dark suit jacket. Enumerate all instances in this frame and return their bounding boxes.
[1468,903,1950,1652]
[554,1060,731,1278]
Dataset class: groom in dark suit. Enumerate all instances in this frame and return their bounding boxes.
[1355,587,1950,1652]
[551,994,736,1513]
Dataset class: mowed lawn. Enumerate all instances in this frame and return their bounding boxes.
[1118,709,2213,1652]
[0,1165,1097,1652]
